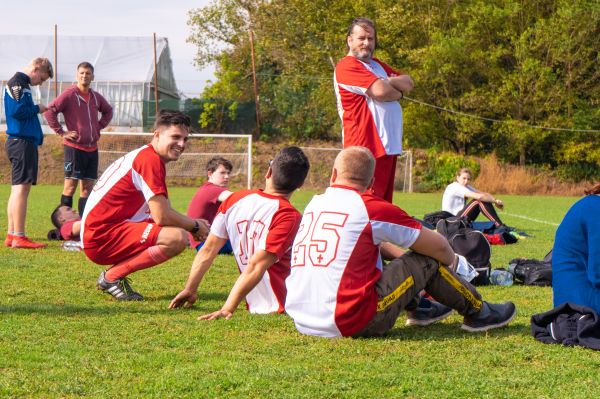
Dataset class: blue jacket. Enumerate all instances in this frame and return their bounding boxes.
[4,72,44,146]
[553,195,600,313]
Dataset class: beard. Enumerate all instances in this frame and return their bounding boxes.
[351,47,373,62]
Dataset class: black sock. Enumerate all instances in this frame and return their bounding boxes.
[61,195,73,207]
[78,197,88,216]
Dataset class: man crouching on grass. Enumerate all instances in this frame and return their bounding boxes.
[81,110,209,301]
[169,146,309,319]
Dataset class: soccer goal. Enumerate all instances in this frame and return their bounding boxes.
[98,132,253,189]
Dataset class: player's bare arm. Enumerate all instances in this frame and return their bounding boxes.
[366,78,403,102]
[388,75,414,93]
[217,190,233,203]
[198,249,278,321]
[409,227,456,266]
[169,234,227,309]
[148,194,209,240]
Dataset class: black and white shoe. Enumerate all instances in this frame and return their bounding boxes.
[97,271,144,301]
[461,301,516,332]
[406,300,453,326]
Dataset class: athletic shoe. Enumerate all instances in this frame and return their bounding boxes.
[96,271,144,301]
[461,301,516,332]
[4,234,14,247]
[406,301,453,326]
[11,236,47,249]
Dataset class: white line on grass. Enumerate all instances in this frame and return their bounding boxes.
[504,212,559,227]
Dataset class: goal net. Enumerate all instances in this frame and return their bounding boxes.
[98,132,252,189]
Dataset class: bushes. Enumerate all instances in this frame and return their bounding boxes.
[418,150,480,191]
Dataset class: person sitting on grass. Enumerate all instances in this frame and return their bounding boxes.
[552,181,600,313]
[285,147,516,338]
[169,146,310,319]
[81,110,209,301]
[442,168,506,228]
[49,205,81,241]
[187,157,234,254]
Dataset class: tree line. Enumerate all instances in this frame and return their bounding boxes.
[188,0,599,181]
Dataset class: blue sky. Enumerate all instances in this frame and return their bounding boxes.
[1,0,217,97]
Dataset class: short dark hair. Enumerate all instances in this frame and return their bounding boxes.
[270,146,310,193]
[154,109,191,132]
[50,205,67,229]
[346,17,377,49]
[77,62,94,74]
[206,157,233,174]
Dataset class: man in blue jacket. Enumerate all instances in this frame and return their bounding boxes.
[4,57,53,249]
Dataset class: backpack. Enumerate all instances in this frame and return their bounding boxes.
[436,217,492,285]
[423,210,454,228]
[509,250,552,286]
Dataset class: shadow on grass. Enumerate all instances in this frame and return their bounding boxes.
[149,292,230,302]
[360,322,524,341]
[0,303,168,317]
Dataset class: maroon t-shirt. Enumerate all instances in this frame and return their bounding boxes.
[187,182,228,248]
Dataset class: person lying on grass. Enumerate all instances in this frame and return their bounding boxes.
[285,146,517,337]
[169,146,310,319]
[49,204,81,241]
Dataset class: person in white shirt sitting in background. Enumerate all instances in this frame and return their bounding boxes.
[442,168,505,228]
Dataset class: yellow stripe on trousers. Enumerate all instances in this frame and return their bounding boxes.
[438,266,482,311]
[377,276,414,312]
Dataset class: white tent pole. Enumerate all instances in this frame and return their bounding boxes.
[54,24,58,99]
[153,33,159,117]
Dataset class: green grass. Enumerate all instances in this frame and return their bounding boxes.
[1,185,598,398]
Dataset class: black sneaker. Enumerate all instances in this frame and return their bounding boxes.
[461,301,516,332]
[406,301,453,326]
[97,271,144,301]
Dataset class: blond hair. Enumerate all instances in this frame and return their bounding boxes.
[30,57,54,79]
[334,146,375,188]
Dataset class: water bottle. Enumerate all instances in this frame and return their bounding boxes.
[62,240,82,252]
[489,269,513,286]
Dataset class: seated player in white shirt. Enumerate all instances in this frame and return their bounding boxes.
[169,146,310,319]
[441,168,505,227]
[285,147,516,338]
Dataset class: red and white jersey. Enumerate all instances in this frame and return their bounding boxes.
[211,189,302,314]
[334,56,404,158]
[285,185,422,337]
[81,144,167,249]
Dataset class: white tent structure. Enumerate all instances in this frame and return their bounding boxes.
[0,35,180,130]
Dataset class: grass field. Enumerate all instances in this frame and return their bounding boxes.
[1,185,598,398]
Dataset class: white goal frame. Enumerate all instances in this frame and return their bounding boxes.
[98,132,253,189]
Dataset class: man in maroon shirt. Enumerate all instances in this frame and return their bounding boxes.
[44,62,113,215]
[187,157,233,253]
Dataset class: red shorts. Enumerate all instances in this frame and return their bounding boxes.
[83,220,162,265]
[372,155,397,203]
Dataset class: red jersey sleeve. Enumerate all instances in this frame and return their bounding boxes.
[372,58,403,78]
[362,192,422,248]
[264,206,302,260]
[335,56,380,92]
[131,146,168,201]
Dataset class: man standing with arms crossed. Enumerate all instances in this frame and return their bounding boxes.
[81,110,209,301]
[44,62,113,216]
[334,17,414,203]
[4,57,53,249]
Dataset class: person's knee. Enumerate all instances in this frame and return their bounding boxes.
[158,228,188,255]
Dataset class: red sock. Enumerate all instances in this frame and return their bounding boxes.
[105,246,170,281]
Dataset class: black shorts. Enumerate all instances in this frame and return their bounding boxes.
[64,145,99,180]
[6,138,38,185]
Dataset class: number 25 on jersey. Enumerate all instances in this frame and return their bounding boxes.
[292,211,348,268]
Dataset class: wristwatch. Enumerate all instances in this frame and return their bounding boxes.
[190,220,200,234]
